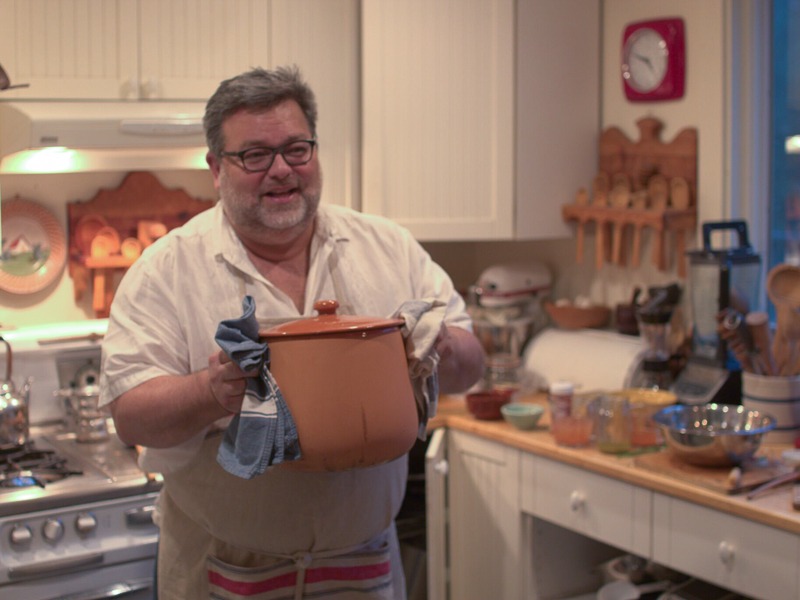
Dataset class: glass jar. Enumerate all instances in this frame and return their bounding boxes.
[484,353,521,392]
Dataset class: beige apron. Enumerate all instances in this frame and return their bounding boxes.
[156,432,408,600]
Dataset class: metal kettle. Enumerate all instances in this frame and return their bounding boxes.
[0,336,32,447]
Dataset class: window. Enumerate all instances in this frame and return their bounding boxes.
[769,0,800,268]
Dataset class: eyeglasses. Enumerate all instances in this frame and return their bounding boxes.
[220,139,317,173]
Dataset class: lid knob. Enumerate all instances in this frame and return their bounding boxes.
[314,299,340,316]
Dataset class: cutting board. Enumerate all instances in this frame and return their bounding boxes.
[635,449,792,495]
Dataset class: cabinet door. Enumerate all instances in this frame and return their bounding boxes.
[520,453,651,557]
[448,430,521,600]
[425,428,448,600]
[138,0,271,100]
[271,0,360,209]
[0,0,139,99]
[362,0,516,240]
[653,494,800,600]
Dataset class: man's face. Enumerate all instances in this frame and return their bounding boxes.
[207,99,322,242]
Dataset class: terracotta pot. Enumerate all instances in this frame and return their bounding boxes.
[259,300,418,471]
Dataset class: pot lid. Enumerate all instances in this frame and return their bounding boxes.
[260,300,405,338]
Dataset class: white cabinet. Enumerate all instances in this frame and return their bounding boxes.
[652,495,800,600]
[0,0,360,208]
[1,0,269,99]
[426,429,522,600]
[361,0,599,241]
[0,0,356,101]
[519,453,652,557]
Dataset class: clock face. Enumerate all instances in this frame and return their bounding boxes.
[622,28,668,93]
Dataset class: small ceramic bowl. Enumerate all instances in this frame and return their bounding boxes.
[501,402,544,430]
[466,389,513,420]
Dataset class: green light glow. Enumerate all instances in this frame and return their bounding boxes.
[0,146,208,173]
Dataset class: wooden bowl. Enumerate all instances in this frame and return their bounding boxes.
[544,302,611,330]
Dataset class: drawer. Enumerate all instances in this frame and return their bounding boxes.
[653,495,800,600]
[520,453,651,556]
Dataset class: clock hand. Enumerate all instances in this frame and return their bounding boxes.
[632,53,655,72]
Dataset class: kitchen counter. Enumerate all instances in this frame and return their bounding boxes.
[431,394,800,536]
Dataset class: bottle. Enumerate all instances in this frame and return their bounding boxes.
[548,380,574,420]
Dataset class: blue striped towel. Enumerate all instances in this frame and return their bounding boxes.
[215,296,301,478]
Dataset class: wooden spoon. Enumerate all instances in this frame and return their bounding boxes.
[767,264,800,375]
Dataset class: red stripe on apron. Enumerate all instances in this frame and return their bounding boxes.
[209,569,296,595]
[208,559,391,597]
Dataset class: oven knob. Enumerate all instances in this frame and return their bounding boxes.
[75,512,98,535]
[42,518,65,542]
[9,524,32,546]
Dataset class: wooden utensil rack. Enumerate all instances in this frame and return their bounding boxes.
[562,117,698,276]
[67,172,214,317]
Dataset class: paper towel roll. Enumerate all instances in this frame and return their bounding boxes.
[523,328,645,392]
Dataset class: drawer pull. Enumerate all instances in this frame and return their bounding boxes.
[718,541,735,565]
[433,459,449,476]
[569,491,585,511]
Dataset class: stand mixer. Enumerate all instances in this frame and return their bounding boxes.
[468,263,552,390]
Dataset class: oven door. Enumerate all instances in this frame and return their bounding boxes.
[2,557,155,600]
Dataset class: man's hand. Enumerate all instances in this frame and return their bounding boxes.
[208,350,257,413]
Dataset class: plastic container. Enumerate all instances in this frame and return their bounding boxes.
[595,394,631,454]
[621,388,677,447]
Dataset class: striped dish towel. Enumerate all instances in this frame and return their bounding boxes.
[215,296,301,478]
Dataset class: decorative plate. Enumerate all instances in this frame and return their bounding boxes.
[0,197,67,294]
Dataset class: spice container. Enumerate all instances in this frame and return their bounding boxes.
[548,381,593,447]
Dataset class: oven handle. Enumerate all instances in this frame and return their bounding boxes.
[8,551,104,579]
[59,578,153,600]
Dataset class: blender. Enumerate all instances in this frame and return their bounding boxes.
[672,220,762,404]
[630,283,682,391]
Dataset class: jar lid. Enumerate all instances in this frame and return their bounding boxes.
[549,380,574,395]
[260,300,405,338]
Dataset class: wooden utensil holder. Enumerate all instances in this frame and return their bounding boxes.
[563,117,698,276]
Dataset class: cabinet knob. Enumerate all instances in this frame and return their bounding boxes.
[433,459,449,476]
[139,78,160,99]
[718,540,735,565]
[569,491,585,511]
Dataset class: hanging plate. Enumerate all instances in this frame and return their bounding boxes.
[0,198,67,294]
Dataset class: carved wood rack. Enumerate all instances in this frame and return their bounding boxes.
[562,117,698,277]
[67,172,214,317]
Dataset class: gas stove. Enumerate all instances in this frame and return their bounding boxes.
[0,423,161,518]
[0,320,161,599]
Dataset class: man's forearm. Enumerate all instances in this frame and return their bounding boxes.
[109,370,230,448]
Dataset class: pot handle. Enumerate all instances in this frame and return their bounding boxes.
[0,336,10,382]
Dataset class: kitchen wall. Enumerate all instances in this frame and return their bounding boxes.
[425,0,747,308]
[0,0,757,329]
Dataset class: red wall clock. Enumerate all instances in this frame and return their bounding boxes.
[621,17,685,102]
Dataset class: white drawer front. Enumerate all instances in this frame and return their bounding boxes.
[520,454,651,556]
[653,495,800,600]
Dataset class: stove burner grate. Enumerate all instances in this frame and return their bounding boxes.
[0,443,83,489]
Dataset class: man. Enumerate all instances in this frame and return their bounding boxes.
[100,65,485,599]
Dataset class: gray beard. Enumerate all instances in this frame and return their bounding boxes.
[221,183,318,235]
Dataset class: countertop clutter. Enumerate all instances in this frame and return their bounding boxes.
[432,394,800,535]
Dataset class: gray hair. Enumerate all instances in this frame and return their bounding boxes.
[203,65,318,156]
